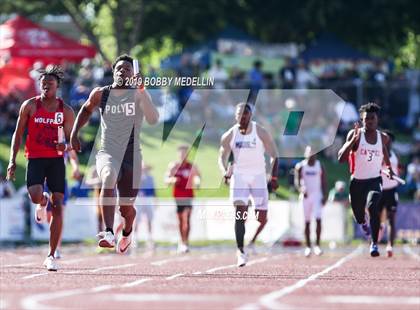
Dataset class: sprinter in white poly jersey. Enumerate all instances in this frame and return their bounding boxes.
[295,146,327,257]
[219,102,279,267]
[378,130,400,257]
[338,103,395,257]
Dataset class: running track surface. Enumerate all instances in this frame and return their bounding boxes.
[1,244,419,310]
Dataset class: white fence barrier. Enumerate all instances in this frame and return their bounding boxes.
[0,197,346,243]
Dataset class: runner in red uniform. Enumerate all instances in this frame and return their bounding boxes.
[165,145,201,253]
[7,65,75,271]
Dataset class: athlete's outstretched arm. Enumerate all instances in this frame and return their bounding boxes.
[7,100,32,181]
[218,130,233,182]
[68,150,81,179]
[338,123,361,163]
[139,90,159,125]
[70,87,101,152]
[257,125,279,189]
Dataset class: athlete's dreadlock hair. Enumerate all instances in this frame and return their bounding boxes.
[359,102,381,115]
[38,64,64,86]
[112,54,133,70]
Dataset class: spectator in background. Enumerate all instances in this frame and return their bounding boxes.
[84,166,103,234]
[70,173,90,198]
[228,67,246,89]
[208,59,228,89]
[177,54,194,113]
[279,57,296,89]
[137,163,156,249]
[335,93,359,135]
[328,180,351,243]
[3,92,21,135]
[249,60,264,102]
[60,61,77,104]
[295,59,317,89]
[0,171,16,198]
[406,156,420,201]
[165,145,201,254]
[100,61,113,86]
[29,61,44,94]
[0,163,16,198]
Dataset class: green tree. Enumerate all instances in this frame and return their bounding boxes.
[1,0,419,63]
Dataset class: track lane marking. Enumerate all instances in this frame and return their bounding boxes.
[90,263,136,273]
[21,278,152,309]
[22,289,85,310]
[3,262,37,268]
[205,255,277,273]
[90,285,114,293]
[151,256,191,266]
[205,264,237,273]
[0,298,7,310]
[253,246,363,310]
[120,278,152,288]
[165,273,185,280]
[110,293,232,302]
[324,295,420,305]
[20,252,284,309]
[21,272,49,280]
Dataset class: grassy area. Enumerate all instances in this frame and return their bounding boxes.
[1,125,350,198]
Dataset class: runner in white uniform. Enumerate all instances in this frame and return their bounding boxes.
[219,102,279,267]
[378,130,399,257]
[338,103,395,257]
[295,146,327,257]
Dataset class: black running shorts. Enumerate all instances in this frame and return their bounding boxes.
[26,157,65,194]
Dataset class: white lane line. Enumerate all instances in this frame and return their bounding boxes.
[120,278,151,288]
[165,273,185,280]
[90,285,114,293]
[256,246,363,310]
[0,298,7,310]
[206,255,276,273]
[21,278,153,309]
[403,245,420,261]
[151,256,191,266]
[247,257,268,266]
[61,258,92,265]
[199,253,218,259]
[205,264,237,273]
[22,289,85,310]
[2,262,37,268]
[192,271,202,275]
[236,303,260,310]
[324,295,420,305]
[110,293,231,302]
[21,272,49,280]
[90,263,136,273]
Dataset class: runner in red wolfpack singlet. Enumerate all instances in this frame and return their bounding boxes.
[7,65,75,271]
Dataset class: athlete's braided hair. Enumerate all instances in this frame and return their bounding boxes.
[38,64,64,85]
[359,102,381,115]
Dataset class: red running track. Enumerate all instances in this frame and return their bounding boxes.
[0,244,419,310]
